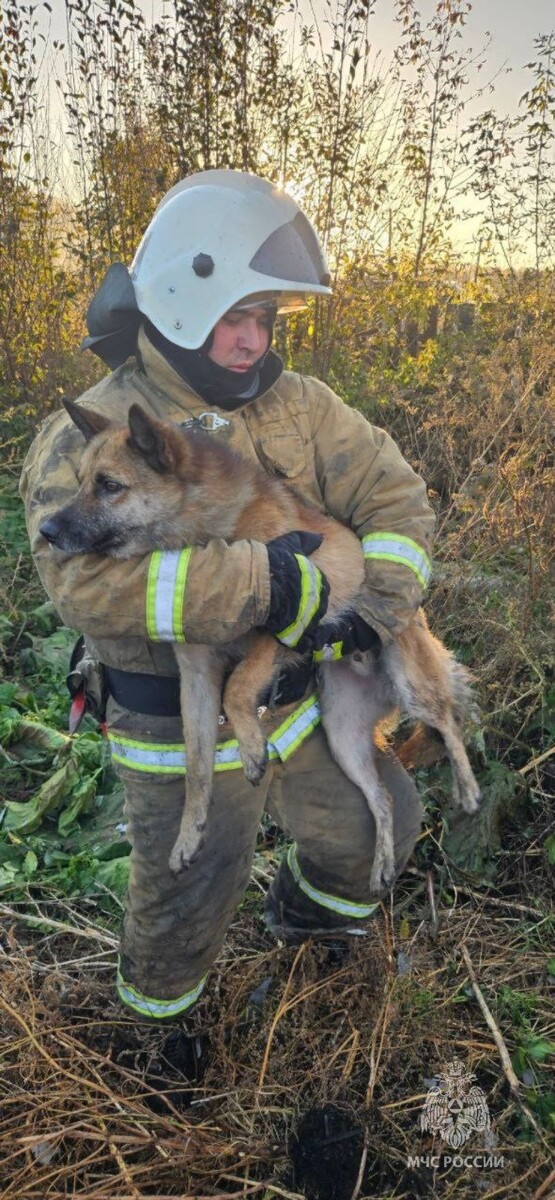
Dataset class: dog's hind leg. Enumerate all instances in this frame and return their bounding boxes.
[435,717,481,812]
[223,633,283,786]
[385,625,481,814]
[318,657,397,894]
[170,644,225,873]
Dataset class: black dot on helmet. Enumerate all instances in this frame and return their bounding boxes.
[192,253,215,278]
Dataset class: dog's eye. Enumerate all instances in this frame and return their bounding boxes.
[97,475,126,495]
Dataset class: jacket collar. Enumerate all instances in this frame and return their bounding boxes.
[136,326,282,416]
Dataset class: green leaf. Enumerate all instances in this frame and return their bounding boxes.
[0,862,21,889]
[32,626,78,673]
[94,856,130,897]
[4,760,78,834]
[29,601,59,635]
[57,775,98,836]
[24,850,38,875]
[526,1039,555,1063]
[7,718,68,756]
[544,835,555,865]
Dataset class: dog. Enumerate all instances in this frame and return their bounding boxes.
[40,400,481,892]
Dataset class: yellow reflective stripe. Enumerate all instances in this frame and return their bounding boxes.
[172,547,192,642]
[269,695,321,761]
[287,844,379,919]
[117,962,207,1018]
[270,692,318,739]
[362,532,431,590]
[146,551,162,640]
[277,555,322,647]
[313,640,343,662]
[145,549,191,641]
[108,694,321,776]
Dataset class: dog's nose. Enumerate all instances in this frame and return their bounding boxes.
[39,517,62,546]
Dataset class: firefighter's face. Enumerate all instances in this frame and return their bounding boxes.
[208,306,272,372]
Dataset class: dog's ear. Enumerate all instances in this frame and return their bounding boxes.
[63,398,112,442]
[127,404,180,474]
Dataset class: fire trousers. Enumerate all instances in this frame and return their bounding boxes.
[107,694,424,1020]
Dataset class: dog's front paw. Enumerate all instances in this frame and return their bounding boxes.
[169,822,205,874]
[241,741,269,787]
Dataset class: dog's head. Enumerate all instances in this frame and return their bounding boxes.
[39,401,204,556]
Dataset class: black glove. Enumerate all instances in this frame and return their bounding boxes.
[312,611,381,661]
[265,531,330,652]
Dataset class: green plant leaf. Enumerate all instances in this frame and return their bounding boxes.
[4,760,78,834]
[543,835,555,865]
[57,775,98,836]
[526,1038,555,1063]
[24,849,38,875]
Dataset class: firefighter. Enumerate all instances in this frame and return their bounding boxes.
[20,171,434,1020]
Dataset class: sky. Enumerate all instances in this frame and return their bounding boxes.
[39,0,554,261]
[360,0,554,116]
[46,0,555,122]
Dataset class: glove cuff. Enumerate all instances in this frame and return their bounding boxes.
[274,554,326,648]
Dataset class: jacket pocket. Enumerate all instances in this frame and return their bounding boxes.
[254,424,307,480]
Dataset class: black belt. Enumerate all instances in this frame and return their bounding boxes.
[103,659,314,718]
[104,666,181,716]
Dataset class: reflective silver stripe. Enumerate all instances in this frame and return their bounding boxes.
[277,555,322,647]
[109,735,244,774]
[362,533,431,589]
[154,550,183,640]
[108,695,322,775]
[269,698,321,761]
[110,739,186,772]
[287,844,379,918]
[145,549,191,642]
[214,743,243,769]
[117,964,207,1018]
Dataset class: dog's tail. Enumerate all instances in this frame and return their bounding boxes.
[449,659,479,727]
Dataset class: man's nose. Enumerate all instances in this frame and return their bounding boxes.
[238,320,265,355]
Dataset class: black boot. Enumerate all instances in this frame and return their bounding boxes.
[264,853,373,945]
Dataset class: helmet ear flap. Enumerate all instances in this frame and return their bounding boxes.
[81,263,141,367]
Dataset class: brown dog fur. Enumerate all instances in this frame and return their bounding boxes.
[46,400,480,892]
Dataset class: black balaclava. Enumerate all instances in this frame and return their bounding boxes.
[143,314,284,411]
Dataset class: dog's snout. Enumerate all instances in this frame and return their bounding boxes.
[39,517,62,546]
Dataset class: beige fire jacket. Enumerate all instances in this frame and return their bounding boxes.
[20,328,435,674]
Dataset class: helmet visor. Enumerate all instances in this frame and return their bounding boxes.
[249,212,331,288]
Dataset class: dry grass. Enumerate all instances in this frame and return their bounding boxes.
[1,826,553,1200]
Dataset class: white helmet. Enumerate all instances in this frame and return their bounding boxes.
[130,170,332,349]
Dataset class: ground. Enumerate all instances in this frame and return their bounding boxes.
[1,814,553,1199]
